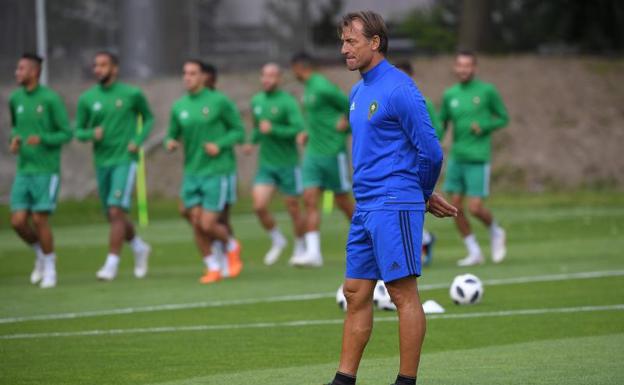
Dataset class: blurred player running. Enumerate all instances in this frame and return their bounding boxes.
[290,52,354,267]
[439,51,509,266]
[165,60,244,284]
[8,53,72,289]
[395,60,439,266]
[75,52,153,281]
[244,63,306,265]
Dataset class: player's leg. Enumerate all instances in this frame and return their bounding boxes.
[253,182,285,265]
[283,194,306,261]
[198,209,230,283]
[295,153,324,266]
[336,278,377,375]
[179,199,192,224]
[465,162,506,263]
[386,277,426,383]
[332,152,354,221]
[334,192,354,220]
[199,175,242,279]
[31,212,57,289]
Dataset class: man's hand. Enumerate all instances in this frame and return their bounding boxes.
[9,137,21,154]
[470,122,482,135]
[259,120,272,134]
[427,192,458,218]
[166,139,179,152]
[26,135,41,145]
[94,126,104,141]
[242,143,254,155]
[336,115,349,132]
[128,142,138,153]
[296,131,308,146]
[204,142,220,157]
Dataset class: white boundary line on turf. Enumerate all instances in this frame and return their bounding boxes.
[1,304,622,340]
[1,269,623,325]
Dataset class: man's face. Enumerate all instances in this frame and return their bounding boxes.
[93,54,117,84]
[183,62,203,92]
[340,19,377,71]
[291,62,305,82]
[454,55,476,83]
[260,64,280,92]
[15,59,38,86]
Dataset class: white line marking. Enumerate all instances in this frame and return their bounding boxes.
[1,304,622,340]
[1,270,623,325]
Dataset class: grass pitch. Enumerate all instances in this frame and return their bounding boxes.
[0,192,623,384]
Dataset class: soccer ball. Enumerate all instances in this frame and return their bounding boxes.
[336,284,347,311]
[449,274,484,305]
[373,280,396,311]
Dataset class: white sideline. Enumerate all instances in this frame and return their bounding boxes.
[1,269,623,325]
[1,304,622,340]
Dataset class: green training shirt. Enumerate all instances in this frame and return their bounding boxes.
[302,73,350,156]
[8,85,71,174]
[439,78,509,162]
[75,82,154,167]
[425,97,443,140]
[165,88,244,176]
[250,89,303,167]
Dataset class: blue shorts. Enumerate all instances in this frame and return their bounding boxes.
[346,210,424,283]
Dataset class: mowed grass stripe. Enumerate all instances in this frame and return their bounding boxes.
[1,269,622,325]
[2,304,622,340]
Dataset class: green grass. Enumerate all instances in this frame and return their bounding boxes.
[0,192,623,384]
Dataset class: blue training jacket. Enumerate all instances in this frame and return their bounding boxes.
[349,59,443,211]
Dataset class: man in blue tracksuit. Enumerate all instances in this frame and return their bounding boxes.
[326,11,457,385]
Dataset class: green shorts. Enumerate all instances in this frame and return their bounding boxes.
[254,165,302,196]
[181,174,229,212]
[442,159,490,198]
[10,173,60,213]
[226,172,237,205]
[302,152,351,193]
[96,162,137,211]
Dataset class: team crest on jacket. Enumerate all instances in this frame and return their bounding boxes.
[115,99,123,108]
[202,106,210,116]
[472,96,481,105]
[36,105,44,114]
[368,101,378,120]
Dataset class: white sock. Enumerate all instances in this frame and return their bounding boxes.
[269,227,285,245]
[42,252,56,271]
[32,242,43,260]
[422,229,432,245]
[305,231,321,256]
[105,253,121,267]
[129,236,146,253]
[203,254,221,271]
[294,237,306,255]
[490,221,502,237]
[463,234,482,256]
[212,240,225,256]
[227,237,238,251]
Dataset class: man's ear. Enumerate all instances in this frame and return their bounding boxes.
[371,35,381,52]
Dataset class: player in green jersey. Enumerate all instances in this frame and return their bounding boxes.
[8,53,72,289]
[290,52,354,267]
[75,52,153,281]
[439,51,509,266]
[165,59,245,284]
[243,63,306,266]
[395,60,442,266]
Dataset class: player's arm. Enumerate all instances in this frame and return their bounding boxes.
[163,106,181,151]
[213,98,245,150]
[323,84,351,132]
[390,83,443,201]
[39,94,72,146]
[248,101,261,144]
[8,96,21,153]
[269,97,304,138]
[74,97,95,141]
[426,98,443,141]
[131,90,155,147]
[479,85,509,135]
[437,93,451,141]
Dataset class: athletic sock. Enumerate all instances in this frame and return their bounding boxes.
[305,231,321,256]
[227,236,238,252]
[203,254,220,271]
[422,229,432,245]
[294,237,306,255]
[394,373,416,385]
[489,221,502,237]
[129,236,147,253]
[268,227,285,246]
[331,371,356,385]
[463,234,482,256]
[105,253,120,268]
[31,242,43,257]
[42,252,56,272]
